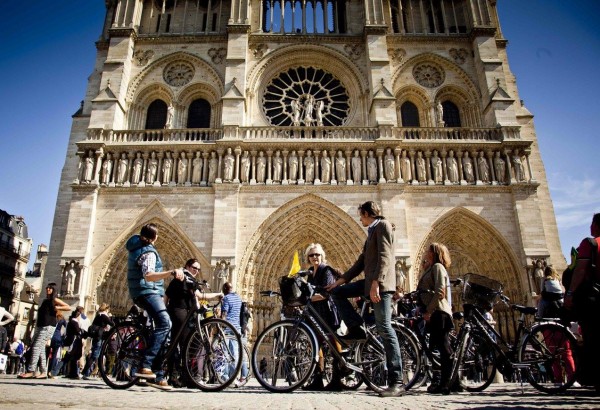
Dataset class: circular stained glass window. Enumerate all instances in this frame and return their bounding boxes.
[262,67,350,126]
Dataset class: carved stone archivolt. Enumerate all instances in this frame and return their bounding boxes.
[163,61,195,87]
[133,49,154,66]
[413,63,445,88]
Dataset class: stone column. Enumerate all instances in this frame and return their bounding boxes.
[156,152,164,187]
[457,149,466,185]
[297,150,305,185]
[92,149,104,185]
[73,151,84,184]
[345,150,353,185]
[250,150,257,185]
[441,149,448,183]
[377,148,385,183]
[524,149,535,182]
[360,149,368,185]
[472,149,481,184]
[282,149,289,185]
[504,149,514,184]
[215,148,224,183]
[139,152,149,187]
[314,150,321,184]
[409,150,417,185]
[234,147,241,183]
[126,151,135,187]
[266,150,273,184]
[425,150,433,185]
[487,150,496,184]
[201,152,209,186]
[394,147,403,184]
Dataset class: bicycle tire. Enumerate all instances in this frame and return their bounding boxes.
[319,343,363,390]
[519,322,577,394]
[183,318,243,392]
[356,336,387,393]
[98,323,146,389]
[251,320,318,393]
[394,324,423,391]
[457,330,498,392]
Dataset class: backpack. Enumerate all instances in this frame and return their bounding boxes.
[15,342,24,356]
[239,302,251,336]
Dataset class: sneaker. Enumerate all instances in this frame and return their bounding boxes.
[339,326,367,342]
[82,376,90,380]
[572,381,581,388]
[147,379,173,391]
[134,368,157,379]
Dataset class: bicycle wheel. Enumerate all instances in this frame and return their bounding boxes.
[98,323,146,389]
[183,318,242,392]
[356,336,387,393]
[319,343,363,390]
[457,330,497,392]
[394,324,422,391]
[519,323,578,394]
[251,320,317,393]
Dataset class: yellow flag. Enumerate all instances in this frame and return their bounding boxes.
[288,250,301,277]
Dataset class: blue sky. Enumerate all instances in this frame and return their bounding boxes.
[0,1,598,269]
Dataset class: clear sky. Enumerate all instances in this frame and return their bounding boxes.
[1,1,598,269]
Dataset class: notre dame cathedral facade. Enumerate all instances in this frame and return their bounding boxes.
[46,0,562,336]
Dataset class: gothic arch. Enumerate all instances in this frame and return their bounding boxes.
[413,207,526,305]
[177,82,222,128]
[395,85,431,126]
[92,199,210,316]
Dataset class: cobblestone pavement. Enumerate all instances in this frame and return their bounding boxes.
[1,375,598,409]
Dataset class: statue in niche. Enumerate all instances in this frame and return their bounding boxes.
[162,152,173,184]
[512,149,525,182]
[223,148,235,181]
[416,151,427,182]
[351,150,361,182]
[63,262,77,296]
[304,150,314,183]
[177,152,188,184]
[214,260,230,291]
[446,150,459,183]
[400,150,412,182]
[532,259,546,295]
[321,150,331,183]
[367,150,377,182]
[431,150,443,183]
[146,152,158,184]
[304,95,315,126]
[83,150,94,183]
[437,101,444,124]
[315,100,325,126]
[272,151,283,182]
[291,100,301,127]
[240,151,250,183]
[335,151,346,183]
[132,152,143,184]
[288,151,298,182]
[208,152,218,184]
[117,153,128,184]
[462,151,474,183]
[165,104,174,129]
[192,152,203,184]
[256,151,266,183]
[478,151,490,183]
[494,151,506,184]
[100,153,113,185]
[384,148,395,181]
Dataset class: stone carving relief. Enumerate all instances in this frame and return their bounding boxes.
[62,260,81,296]
[251,43,268,59]
[133,49,154,66]
[208,48,227,64]
[449,48,468,65]
[413,63,445,88]
[388,48,406,65]
[163,61,195,87]
[344,44,363,60]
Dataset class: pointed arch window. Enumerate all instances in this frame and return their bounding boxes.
[187,99,211,128]
[400,101,420,127]
[145,99,168,129]
[442,101,461,127]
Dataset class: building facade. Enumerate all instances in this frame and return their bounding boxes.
[46,0,563,337]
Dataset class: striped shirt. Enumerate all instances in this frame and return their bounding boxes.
[222,292,242,331]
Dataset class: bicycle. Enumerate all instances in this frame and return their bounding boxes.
[97,273,243,391]
[233,342,252,387]
[450,273,578,394]
[250,274,421,393]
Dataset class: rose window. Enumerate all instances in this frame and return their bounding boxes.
[163,61,195,87]
[262,67,350,126]
[413,63,444,88]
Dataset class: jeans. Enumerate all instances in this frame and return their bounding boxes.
[135,293,172,381]
[82,337,103,377]
[331,279,365,329]
[241,336,249,379]
[373,293,403,384]
[49,340,63,376]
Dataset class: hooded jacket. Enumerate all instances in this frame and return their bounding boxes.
[126,234,164,299]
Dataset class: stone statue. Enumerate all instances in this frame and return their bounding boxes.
[192,152,203,184]
[214,261,229,291]
[533,259,546,294]
[321,150,331,183]
[162,152,173,184]
[223,148,235,181]
[446,150,459,183]
[367,150,377,182]
[400,151,412,182]
[177,152,188,184]
[494,151,506,184]
[291,100,301,127]
[315,100,324,126]
[132,152,143,184]
[304,150,314,183]
[64,262,77,295]
[83,151,94,183]
[478,151,490,183]
[335,151,346,183]
[117,153,128,184]
[208,152,218,184]
[304,95,315,126]
[288,151,298,182]
[416,151,426,182]
[256,151,266,183]
[462,151,474,183]
[351,150,361,182]
[512,149,525,182]
[272,151,283,182]
[146,152,158,184]
[384,148,395,181]
[100,153,113,185]
[431,150,443,183]
[165,104,174,129]
[240,151,250,183]
[437,101,444,124]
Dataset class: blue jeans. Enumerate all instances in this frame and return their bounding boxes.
[373,293,403,384]
[82,337,103,377]
[135,293,172,381]
[331,279,365,329]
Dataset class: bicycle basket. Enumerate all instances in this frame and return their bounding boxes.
[279,275,312,307]
[462,273,503,310]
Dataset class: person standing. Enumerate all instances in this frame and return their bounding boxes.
[327,201,403,397]
[18,283,70,379]
[8,337,24,375]
[48,312,67,378]
[82,303,114,379]
[126,223,184,391]
[220,282,248,386]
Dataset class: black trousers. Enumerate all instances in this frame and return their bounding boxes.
[427,310,454,386]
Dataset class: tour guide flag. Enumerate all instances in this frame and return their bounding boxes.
[288,251,301,277]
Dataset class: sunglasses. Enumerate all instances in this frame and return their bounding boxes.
[308,253,321,258]
[190,266,201,271]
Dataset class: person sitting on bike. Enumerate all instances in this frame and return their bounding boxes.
[326,201,404,397]
[417,242,453,395]
[126,223,184,391]
[302,243,344,391]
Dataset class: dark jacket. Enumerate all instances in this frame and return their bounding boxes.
[126,235,164,299]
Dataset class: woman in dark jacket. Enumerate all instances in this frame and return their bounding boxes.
[82,303,114,379]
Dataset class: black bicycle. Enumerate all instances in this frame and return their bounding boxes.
[97,273,243,391]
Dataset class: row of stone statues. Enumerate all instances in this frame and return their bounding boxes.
[76,147,530,186]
